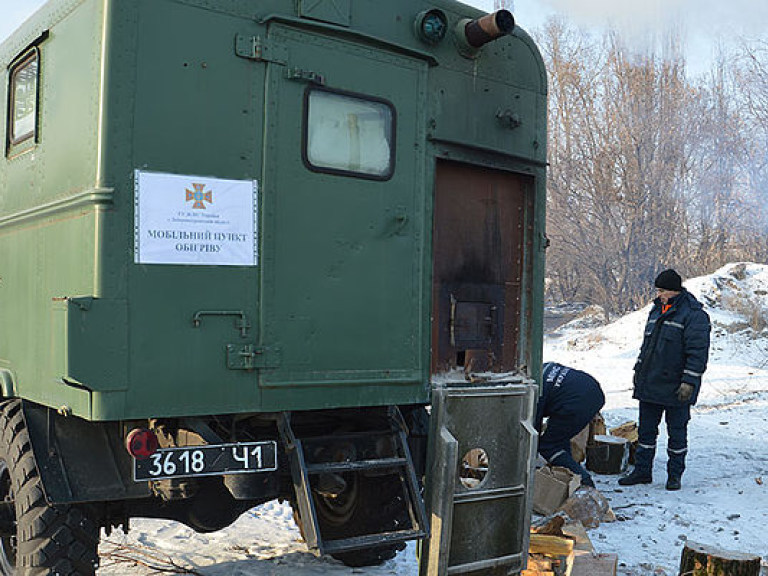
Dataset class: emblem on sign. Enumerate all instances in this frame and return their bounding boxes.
[186,183,213,209]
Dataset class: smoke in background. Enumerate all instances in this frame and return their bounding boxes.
[468,0,768,75]
[545,0,767,40]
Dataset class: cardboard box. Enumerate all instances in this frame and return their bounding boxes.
[533,465,581,515]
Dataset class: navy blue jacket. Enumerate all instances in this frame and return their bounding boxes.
[633,288,711,406]
[535,363,605,433]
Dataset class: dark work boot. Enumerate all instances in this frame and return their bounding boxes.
[665,477,681,491]
[619,442,654,486]
[618,469,652,486]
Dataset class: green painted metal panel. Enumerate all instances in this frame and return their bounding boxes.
[62,297,129,392]
[117,0,265,419]
[259,24,428,398]
[0,0,548,421]
[298,0,351,27]
[0,0,105,416]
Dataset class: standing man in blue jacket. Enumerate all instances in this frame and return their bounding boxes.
[536,363,605,488]
[619,269,711,491]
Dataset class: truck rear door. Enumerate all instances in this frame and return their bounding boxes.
[259,23,429,405]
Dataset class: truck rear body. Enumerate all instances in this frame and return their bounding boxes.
[0,0,546,421]
[0,0,546,571]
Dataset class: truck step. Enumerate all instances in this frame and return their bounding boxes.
[278,407,428,556]
[322,529,426,554]
[305,456,408,474]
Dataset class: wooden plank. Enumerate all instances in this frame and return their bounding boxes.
[569,553,618,576]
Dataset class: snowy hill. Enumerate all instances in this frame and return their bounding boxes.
[96,263,768,575]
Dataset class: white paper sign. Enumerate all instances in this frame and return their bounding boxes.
[134,170,258,266]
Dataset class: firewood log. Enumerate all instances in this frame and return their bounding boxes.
[679,541,760,576]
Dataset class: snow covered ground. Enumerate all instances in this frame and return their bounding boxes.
[96,262,768,575]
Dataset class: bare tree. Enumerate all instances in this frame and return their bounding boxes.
[686,49,757,272]
[537,19,768,317]
[732,40,768,263]
[542,22,701,317]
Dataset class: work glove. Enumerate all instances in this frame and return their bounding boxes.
[676,383,694,402]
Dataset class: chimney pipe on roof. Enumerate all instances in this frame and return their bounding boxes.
[455,10,515,57]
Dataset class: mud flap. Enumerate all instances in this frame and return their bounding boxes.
[420,380,538,576]
[21,401,151,504]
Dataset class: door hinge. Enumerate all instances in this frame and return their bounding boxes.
[226,344,281,370]
[235,33,288,64]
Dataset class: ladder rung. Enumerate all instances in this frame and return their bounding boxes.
[322,529,427,554]
[306,457,408,474]
[298,430,395,445]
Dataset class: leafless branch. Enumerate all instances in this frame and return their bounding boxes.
[99,541,206,575]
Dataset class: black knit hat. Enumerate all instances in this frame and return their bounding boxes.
[654,269,683,291]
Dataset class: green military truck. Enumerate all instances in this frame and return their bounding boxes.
[0,0,547,573]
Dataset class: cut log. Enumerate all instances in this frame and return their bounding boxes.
[524,552,562,576]
[529,534,574,556]
[561,522,593,553]
[679,541,761,576]
[571,424,590,463]
[527,555,554,570]
[609,421,638,464]
[586,435,629,474]
[558,486,614,528]
[532,514,567,536]
[524,554,555,574]
[588,413,606,440]
[608,421,638,442]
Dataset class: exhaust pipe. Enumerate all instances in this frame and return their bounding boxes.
[465,10,515,47]
[455,10,515,56]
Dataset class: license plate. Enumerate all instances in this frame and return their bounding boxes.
[133,441,278,481]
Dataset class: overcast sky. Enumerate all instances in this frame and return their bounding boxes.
[2,0,767,76]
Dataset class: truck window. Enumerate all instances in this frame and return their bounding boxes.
[8,49,39,148]
[303,88,395,180]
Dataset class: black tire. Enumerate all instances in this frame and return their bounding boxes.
[0,400,100,575]
[294,472,408,567]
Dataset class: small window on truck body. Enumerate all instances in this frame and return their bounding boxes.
[303,87,396,180]
[7,49,39,149]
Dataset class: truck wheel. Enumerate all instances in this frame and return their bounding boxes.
[295,472,407,567]
[0,400,100,575]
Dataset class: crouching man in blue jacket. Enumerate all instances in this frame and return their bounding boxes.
[536,363,605,488]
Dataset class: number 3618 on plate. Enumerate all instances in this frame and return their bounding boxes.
[133,441,278,481]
